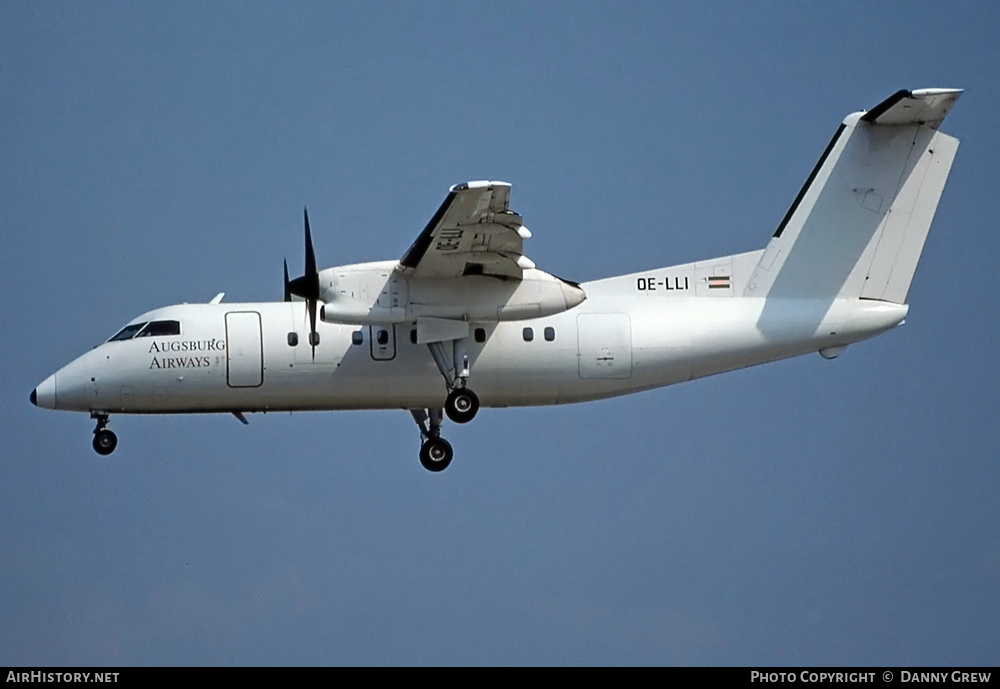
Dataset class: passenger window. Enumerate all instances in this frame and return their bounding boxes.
[108,323,147,342]
[522,327,534,342]
[474,328,486,343]
[377,329,389,346]
[352,330,364,345]
[544,327,555,342]
[410,329,417,345]
[287,332,299,347]
[136,320,181,337]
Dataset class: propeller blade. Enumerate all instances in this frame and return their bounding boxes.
[307,295,318,360]
[304,208,316,280]
[283,260,291,302]
[285,208,322,359]
[305,208,319,359]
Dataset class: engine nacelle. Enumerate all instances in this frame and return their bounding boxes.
[318,261,585,326]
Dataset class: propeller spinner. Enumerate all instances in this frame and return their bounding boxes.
[286,208,322,359]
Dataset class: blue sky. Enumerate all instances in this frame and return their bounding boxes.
[3,2,998,665]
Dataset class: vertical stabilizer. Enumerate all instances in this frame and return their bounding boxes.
[744,88,961,304]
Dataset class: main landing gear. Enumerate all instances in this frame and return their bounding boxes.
[410,408,453,472]
[91,412,118,456]
[427,337,481,424]
[411,332,486,472]
[445,387,480,425]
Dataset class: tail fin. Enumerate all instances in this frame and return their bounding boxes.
[744,88,961,304]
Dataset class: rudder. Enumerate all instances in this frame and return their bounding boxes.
[857,128,958,303]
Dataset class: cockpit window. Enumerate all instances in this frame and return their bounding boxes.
[135,320,181,337]
[108,323,147,342]
[109,320,181,342]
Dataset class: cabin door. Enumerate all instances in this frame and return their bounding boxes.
[225,311,264,387]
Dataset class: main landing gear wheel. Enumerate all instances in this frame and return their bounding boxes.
[419,437,453,472]
[93,429,118,456]
[445,387,480,424]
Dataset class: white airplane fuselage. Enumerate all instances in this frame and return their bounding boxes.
[30,88,962,469]
[33,269,906,416]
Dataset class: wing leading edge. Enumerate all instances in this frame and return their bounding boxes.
[398,181,533,280]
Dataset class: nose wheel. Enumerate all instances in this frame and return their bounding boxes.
[419,437,453,472]
[410,408,455,472]
[91,413,118,456]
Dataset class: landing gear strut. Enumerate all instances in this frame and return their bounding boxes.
[427,337,481,424]
[91,413,118,456]
[410,408,453,472]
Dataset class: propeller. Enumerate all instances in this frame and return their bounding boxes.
[286,208,322,359]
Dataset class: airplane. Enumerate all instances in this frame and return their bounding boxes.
[31,88,962,472]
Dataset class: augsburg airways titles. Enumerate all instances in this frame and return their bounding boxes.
[148,338,225,370]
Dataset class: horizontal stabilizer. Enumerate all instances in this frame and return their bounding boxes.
[861,88,962,129]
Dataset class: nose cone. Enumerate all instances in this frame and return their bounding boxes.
[33,373,57,410]
[561,280,587,310]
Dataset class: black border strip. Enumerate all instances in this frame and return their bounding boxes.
[861,89,911,123]
[773,123,847,238]
[399,191,458,268]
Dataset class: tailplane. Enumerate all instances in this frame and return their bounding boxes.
[744,88,961,304]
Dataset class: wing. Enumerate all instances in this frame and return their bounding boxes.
[397,181,533,279]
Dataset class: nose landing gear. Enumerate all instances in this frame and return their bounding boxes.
[420,436,454,472]
[410,408,453,472]
[91,413,118,456]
